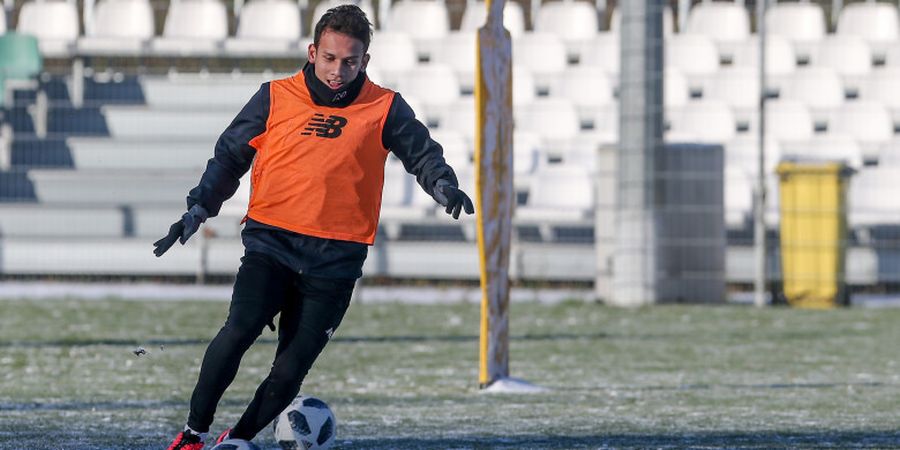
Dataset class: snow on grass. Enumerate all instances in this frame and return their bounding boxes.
[1,298,900,448]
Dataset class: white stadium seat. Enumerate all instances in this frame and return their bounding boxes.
[429,130,471,170]
[862,68,900,126]
[0,204,124,238]
[591,103,618,136]
[460,1,526,37]
[705,67,759,128]
[515,98,580,141]
[724,136,781,176]
[432,31,476,93]
[848,167,900,227]
[312,0,377,28]
[665,67,690,109]
[514,131,543,175]
[17,0,80,57]
[516,166,594,222]
[535,1,598,59]
[513,32,567,94]
[438,98,475,145]
[782,67,845,124]
[763,100,814,143]
[765,2,826,62]
[101,106,235,139]
[665,34,719,93]
[813,35,872,93]
[829,101,893,160]
[685,1,750,62]
[554,67,614,125]
[396,64,460,115]
[724,167,753,228]
[66,137,212,170]
[385,0,449,60]
[77,0,155,55]
[837,2,900,44]
[366,32,417,88]
[579,32,619,76]
[669,100,736,144]
[140,74,266,108]
[223,0,302,56]
[512,65,536,106]
[151,0,228,56]
[732,35,796,94]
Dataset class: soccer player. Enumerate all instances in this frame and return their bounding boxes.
[160,5,474,449]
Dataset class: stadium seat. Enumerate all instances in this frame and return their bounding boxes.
[608,5,675,36]
[705,67,759,129]
[513,131,543,175]
[312,0,377,29]
[385,0,449,60]
[460,0,526,37]
[669,100,736,144]
[512,65,536,106]
[366,31,417,88]
[223,0,302,56]
[812,35,872,93]
[102,106,235,139]
[761,100,814,143]
[512,32,567,94]
[139,74,266,108]
[765,2,826,63]
[0,204,126,238]
[28,169,200,205]
[438,98,475,143]
[724,136,781,177]
[516,166,594,239]
[151,0,228,56]
[430,129,471,170]
[664,34,719,94]
[579,32,619,76]
[77,0,155,56]
[782,67,845,126]
[837,2,899,59]
[685,1,750,62]
[848,166,900,228]
[829,101,893,161]
[16,0,80,58]
[396,64,460,118]
[554,67,614,127]
[0,32,43,108]
[379,162,429,234]
[432,31,476,93]
[535,0,598,61]
[665,67,689,109]
[591,102,618,136]
[724,167,753,229]
[732,35,796,93]
[861,68,900,127]
[66,137,212,170]
[515,98,580,141]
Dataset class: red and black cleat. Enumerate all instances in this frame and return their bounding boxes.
[166,431,204,450]
[215,427,232,445]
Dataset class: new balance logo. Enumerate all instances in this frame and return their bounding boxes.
[324,328,335,340]
[301,113,348,139]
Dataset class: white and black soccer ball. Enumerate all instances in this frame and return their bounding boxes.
[210,438,261,450]
[273,395,337,450]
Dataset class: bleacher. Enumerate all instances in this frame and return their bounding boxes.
[2,0,900,285]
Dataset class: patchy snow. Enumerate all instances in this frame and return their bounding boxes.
[480,377,547,394]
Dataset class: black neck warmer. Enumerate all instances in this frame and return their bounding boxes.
[302,62,366,108]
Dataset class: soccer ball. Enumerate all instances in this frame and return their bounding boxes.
[210,438,261,450]
[273,395,337,450]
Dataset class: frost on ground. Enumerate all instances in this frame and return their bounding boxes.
[2,298,900,449]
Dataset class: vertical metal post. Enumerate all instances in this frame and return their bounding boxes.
[612,0,664,306]
[754,0,768,307]
[678,0,690,33]
[831,0,843,31]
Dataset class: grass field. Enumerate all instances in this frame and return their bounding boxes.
[2,295,900,449]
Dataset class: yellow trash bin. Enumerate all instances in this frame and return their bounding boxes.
[776,161,854,309]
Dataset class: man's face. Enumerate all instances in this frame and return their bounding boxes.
[308,28,370,90]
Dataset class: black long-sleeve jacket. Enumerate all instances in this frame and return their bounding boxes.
[185,68,458,279]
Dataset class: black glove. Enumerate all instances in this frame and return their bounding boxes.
[152,204,209,257]
[433,179,475,220]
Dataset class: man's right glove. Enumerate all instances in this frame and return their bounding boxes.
[433,179,475,220]
[152,204,209,257]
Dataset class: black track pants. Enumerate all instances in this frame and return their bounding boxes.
[186,252,354,438]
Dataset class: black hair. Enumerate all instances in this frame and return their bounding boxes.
[313,4,373,51]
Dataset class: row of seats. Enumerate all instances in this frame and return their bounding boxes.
[7,0,900,59]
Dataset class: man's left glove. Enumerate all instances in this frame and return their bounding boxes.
[152,204,209,257]
[433,179,475,220]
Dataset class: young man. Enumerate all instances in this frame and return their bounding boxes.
[159,5,473,449]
